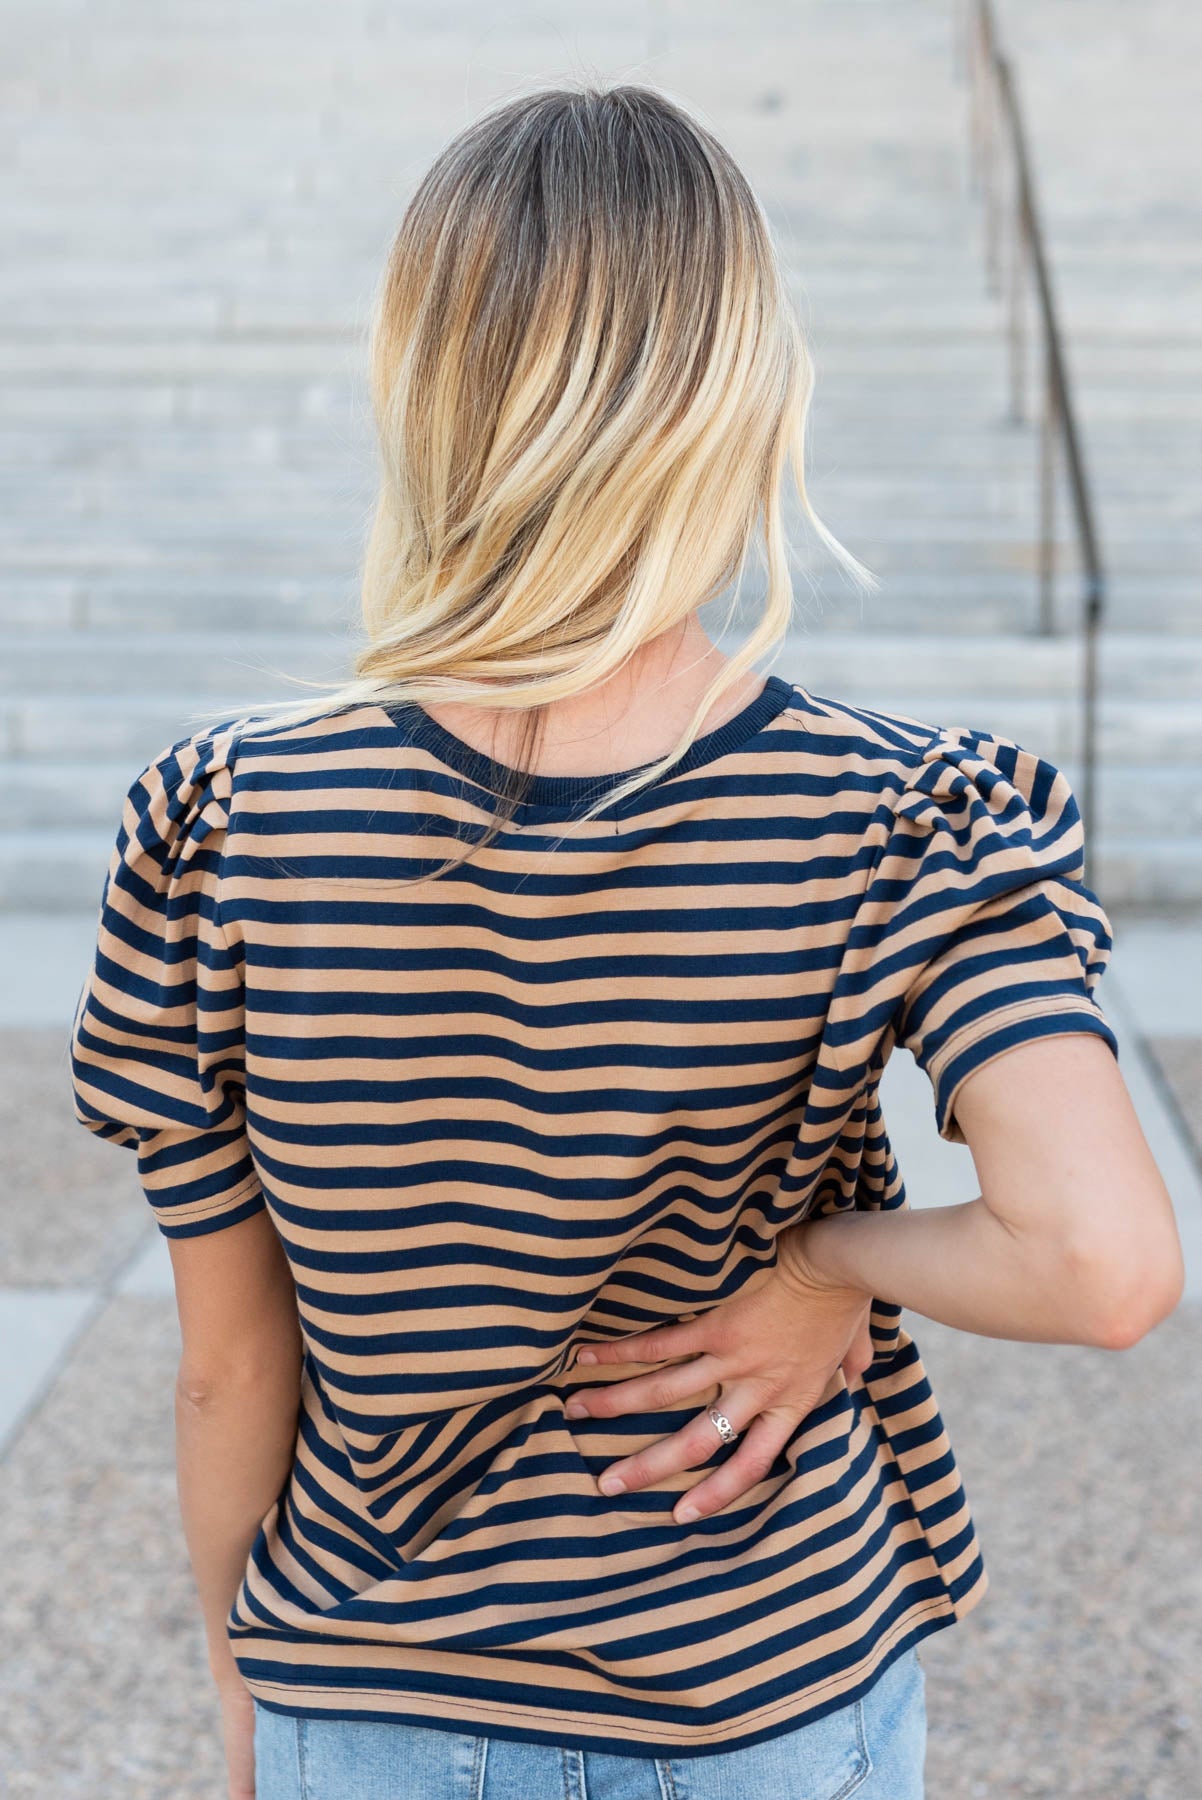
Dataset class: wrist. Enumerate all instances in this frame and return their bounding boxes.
[777,1217,861,1301]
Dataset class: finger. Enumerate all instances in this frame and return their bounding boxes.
[575,1317,709,1367]
[673,1408,801,1524]
[595,1380,770,1497]
[565,1352,723,1421]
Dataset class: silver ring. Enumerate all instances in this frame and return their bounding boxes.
[708,1406,738,1445]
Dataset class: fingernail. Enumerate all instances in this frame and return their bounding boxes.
[576,1350,597,1364]
[564,1399,586,1419]
[598,1474,626,1496]
[676,1504,700,1524]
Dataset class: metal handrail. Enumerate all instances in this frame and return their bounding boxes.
[965,0,1104,892]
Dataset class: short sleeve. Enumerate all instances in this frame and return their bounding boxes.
[846,726,1120,1146]
[68,722,266,1237]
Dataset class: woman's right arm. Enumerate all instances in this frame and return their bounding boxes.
[781,1032,1185,1350]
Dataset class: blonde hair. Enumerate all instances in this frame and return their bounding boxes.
[194,82,876,875]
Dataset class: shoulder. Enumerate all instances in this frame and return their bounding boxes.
[118,710,280,867]
[133,712,248,808]
[133,699,354,802]
[780,682,1071,799]
[120,700,386,860]
[772,681,974,794]
[889,717,1083,870]
[774,683,1085,877]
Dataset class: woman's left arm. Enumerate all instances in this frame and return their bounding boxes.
[569,1035,1183,1527]
[169,1210,304,1794]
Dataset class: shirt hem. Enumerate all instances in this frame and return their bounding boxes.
[926,991,1103,1091]
[237,1567,989,1761]
[148,1169,265,1234]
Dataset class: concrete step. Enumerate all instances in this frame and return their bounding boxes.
[1,517,1196,586]
[777,692,1202,769]
[9,276,1201,347]
[0,629,357,698]
[3,628,1201,717]
[0,409,1193,458]
[6,321,1201,375]
[3,0,1195,915]
[1,430,1195,497]
[792,586,1202,638]
[8,824,282,912]
[0,584,1053,641]
[0,687,1089,770]
[1,694,255,764]
[775,630,1202,699]
[1092,840,1202,908]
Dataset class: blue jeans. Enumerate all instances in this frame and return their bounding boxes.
[253,1643,926,1799]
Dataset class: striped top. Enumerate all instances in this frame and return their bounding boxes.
[68,673,1119,1759]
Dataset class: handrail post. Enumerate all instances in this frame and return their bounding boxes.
[959,0,977,86]
[978,16,1001,296]
[1081,575,1103,894]
[965,0,1106,896]
[967,2,988,198]
[1007,181,1026,423]
[1038,342,1056,634]
[982,69,1001,297]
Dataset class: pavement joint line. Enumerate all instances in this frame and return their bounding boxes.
[1098,967,1202,1301]
[0,1218,164,1465]
[0,1285,109,1465]
[1125,1016,1202,1190]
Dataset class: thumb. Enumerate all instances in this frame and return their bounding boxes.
[840,1313,876,1384]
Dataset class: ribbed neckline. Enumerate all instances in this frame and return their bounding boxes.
[381,673,798,819]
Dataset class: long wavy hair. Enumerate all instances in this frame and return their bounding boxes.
[194,82,876,878]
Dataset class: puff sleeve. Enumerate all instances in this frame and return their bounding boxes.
[842,725,1120,1146]
[68,722,265,1237]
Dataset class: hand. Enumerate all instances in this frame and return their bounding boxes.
[214,1668,256,1800]
[565,1224,875,1527]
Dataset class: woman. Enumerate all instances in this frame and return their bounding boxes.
[68,84,1183,1800]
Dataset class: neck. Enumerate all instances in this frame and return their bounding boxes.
[422,618,763,780]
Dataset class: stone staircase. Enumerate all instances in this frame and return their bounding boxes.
[1,0,1198,909]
